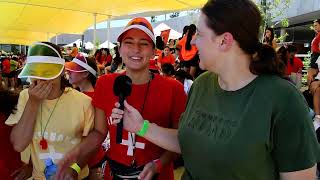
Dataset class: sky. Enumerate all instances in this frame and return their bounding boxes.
[88,11,190,29]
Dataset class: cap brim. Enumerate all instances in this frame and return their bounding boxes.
[18,62,64,80]
[65,61,87,72]
[118,25,155,45]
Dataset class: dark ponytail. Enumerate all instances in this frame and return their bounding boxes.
[86,56,98,87]
[250,44,285,76]
[202,0,285,76]
[185,24,196,51]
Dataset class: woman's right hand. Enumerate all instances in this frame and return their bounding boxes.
[28,80,53,103]
[110,101,144,133]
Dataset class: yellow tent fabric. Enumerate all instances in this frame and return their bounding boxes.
[0,0,206,45]
[0,30,55,45]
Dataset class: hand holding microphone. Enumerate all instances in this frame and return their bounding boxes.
[113,75,132,144]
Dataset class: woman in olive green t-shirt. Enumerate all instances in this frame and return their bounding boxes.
[110,0,320,179]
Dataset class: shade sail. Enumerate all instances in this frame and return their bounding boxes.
[0,0,206,45]
[63,39,82,47]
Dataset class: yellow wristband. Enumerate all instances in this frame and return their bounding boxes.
[70,163,81,174]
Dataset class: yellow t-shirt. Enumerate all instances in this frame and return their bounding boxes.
[6,88,94,180]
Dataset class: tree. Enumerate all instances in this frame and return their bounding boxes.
[151,16,157,23]
[169,12,180,18]
[258,0,291,42]
[187,9,200,25]
[94,40,100,49]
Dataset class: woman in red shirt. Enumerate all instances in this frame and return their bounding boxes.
[96,48,113,75]
[157,46,176,68]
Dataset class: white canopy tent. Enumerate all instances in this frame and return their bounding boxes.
[63,39,82,48]
[154,23,182,40]
[99,40,116,49]
[84,41,94,50]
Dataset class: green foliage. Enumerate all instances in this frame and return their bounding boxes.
[302,51,311,85]
[277,32,289,43]
[187,9,200,25]
[169,12,180,18]
[94,40,100,48]
[151,16,157,23]
[258,0,291,42]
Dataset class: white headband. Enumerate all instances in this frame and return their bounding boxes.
[27,56,65,64]
[72,58,97,77]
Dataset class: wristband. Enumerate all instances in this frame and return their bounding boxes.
[153,159,163,173]
[70,163,81,174]
[136,120,150,137]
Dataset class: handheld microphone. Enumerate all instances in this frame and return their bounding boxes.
[113,75,132,144]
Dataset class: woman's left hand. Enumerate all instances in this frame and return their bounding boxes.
[55,147,80,180]
[138,161,157,180]
[110,101,144,133]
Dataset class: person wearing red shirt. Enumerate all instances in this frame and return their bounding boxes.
[286,45,303,80]
[57,17,187,180]
[307,21,320,155]
[157,46,175,68]
[96,48,113,74]
[2,58,11,89]
[307,19,320,85]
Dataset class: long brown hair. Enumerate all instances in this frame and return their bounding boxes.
[201,0,285,76]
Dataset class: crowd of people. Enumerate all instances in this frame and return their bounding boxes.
[0,53,25,91]
[0,0,320,179]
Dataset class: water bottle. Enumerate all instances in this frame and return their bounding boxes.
[44,158,57,180]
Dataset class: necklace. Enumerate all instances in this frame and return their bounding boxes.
[39,96,61,150]
[130,72,152,166]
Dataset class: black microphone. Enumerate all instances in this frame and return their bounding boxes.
[113,75,132,144]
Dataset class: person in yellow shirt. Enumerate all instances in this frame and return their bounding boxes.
[6,42,94,180]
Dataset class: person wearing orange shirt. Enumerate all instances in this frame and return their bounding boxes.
[157,46,176,68]
[177,24,199,78]
[70,43,79,58]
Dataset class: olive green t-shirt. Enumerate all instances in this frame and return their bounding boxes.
[178,72,320,180]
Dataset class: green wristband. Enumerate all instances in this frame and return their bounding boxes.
[136,120,150,137]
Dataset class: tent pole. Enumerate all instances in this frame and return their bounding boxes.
[93,13,97,52]
[55,34,58,45]
[107,16,111,49]
[19,45,22,54]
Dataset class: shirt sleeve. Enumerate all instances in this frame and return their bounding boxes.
[82,101,95,137]
[271,86,320,172]
[170,80,187,128]
[315,34,320,52]
[297,58,304,70]
[20,145,31,164]
[5,89,29,126]
[92,76,107,110]
[170,55,175,65]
